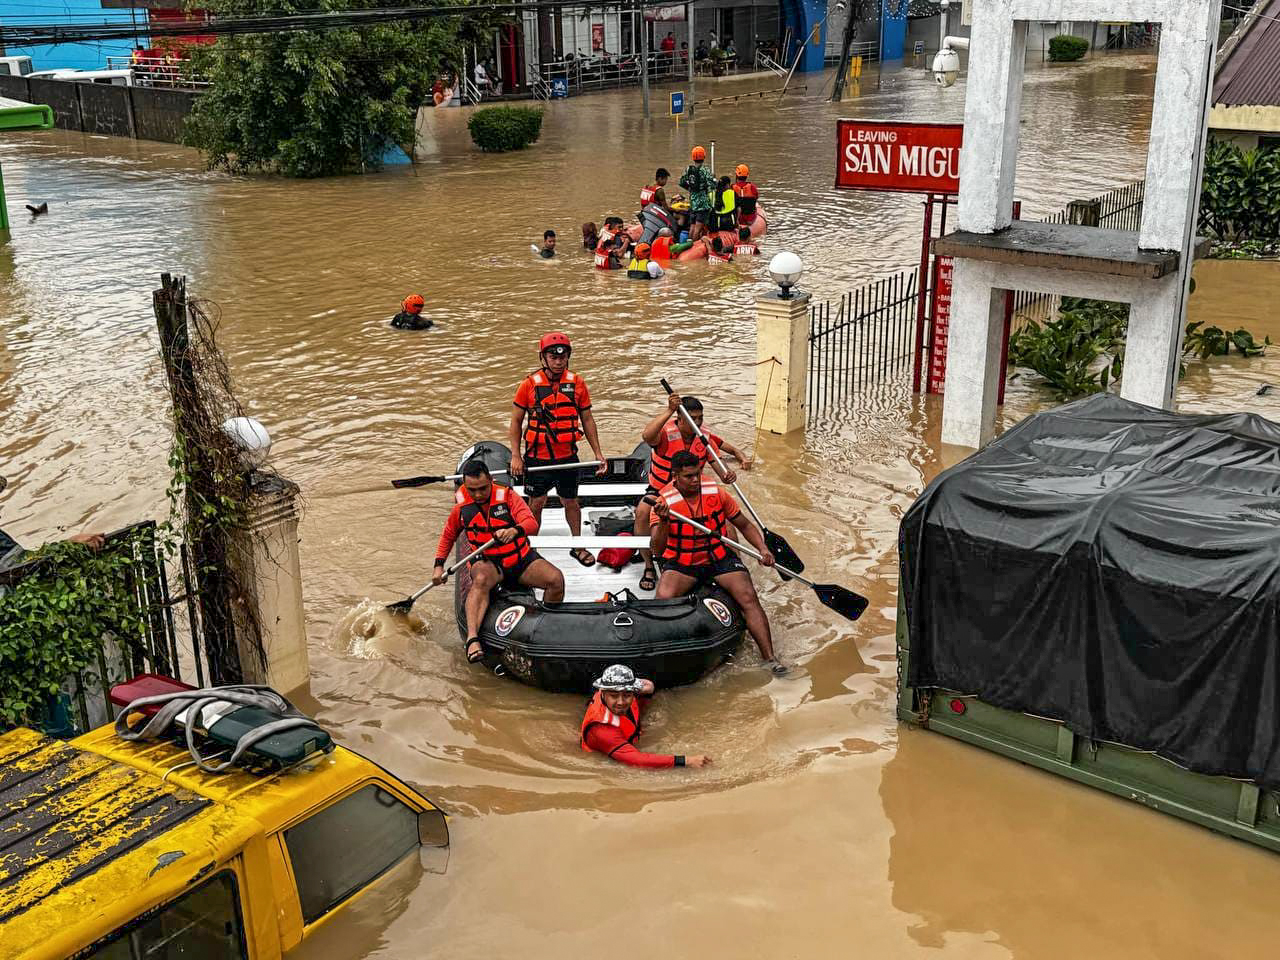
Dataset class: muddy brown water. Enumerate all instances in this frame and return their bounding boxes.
[4,56,1280,956]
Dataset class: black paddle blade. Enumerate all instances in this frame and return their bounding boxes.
[763,528,804,579]
[391,475,446,489]
[813,583,869,621]
[385,597,415,614]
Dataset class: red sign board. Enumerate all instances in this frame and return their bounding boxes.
[835,120,964,195]
[927,255,954,394]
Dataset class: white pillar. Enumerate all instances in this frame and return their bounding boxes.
[755,291,811,435]
[230,475,310,695]
[1120,274,1184,408]
[941,260,1006,448]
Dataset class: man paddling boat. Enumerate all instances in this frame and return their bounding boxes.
[434,460,565,664]
[580,664,711,769]
[650,452,783,672]
[634,393,751,591]
[509,331,608,567]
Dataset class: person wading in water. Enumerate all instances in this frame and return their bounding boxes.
[509,332,608,566]
[633,393,751,591]
[650,451,784,673]
[580,664,711,768]
[434,460,565,663]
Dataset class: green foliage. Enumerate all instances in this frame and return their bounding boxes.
[1048,34,1089,61]
[1183,320,1271,359]
[1200,140,1280,242]
[1009,296,1270,398]
[184,0,503,177]
[467,106,544,153]
[0,536,148,728]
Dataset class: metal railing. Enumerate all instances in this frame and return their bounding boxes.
[808,267,919,421]
[105,54,209,88]
[754,49,787,77]
[539,49,687,92]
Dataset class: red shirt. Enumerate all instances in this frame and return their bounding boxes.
[435,485,538,564]
[582,697,678,768]
[661,35,676,52]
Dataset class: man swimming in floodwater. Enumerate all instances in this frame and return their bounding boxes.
[579,664,711,768]
[391,294,432,330]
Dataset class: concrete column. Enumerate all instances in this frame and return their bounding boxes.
[230,474,310,695]
[956,5,1026,233]
[755,291,811,435]
[1120,273,1183,409]
[941,259,1006,449]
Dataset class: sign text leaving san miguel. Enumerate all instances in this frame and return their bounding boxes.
[834,120,964,194]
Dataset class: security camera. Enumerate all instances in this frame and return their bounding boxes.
[932,47,960,87]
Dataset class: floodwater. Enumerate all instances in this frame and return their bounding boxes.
[4,54,1280,957]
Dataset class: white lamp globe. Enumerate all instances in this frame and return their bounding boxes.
[222,416,272,470]
[768,251,804,298]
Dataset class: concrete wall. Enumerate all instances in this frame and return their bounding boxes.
[0,74,198,143]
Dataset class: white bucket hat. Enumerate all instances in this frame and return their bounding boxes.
[593,664,644,693]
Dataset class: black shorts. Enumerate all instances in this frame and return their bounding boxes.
[523,454,581,499]
[691,209,711,226]
[472,549,541,590]
[662,554,747,582]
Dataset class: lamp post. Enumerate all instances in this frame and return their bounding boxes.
[768,251,804,299]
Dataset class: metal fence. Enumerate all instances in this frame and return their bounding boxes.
[0,520,210,735]
[808,267,919,421]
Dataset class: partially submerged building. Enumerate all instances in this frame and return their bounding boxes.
[1210,0,1280,150]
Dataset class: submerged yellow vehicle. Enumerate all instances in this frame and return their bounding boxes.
[0,705,448,959]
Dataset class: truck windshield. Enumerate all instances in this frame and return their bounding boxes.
[284,783,419,924]
[87,870,247,959]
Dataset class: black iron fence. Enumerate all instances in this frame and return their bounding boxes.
[808,267,918,421]
[0,520,210,735]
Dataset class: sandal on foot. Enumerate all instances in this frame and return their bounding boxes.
[570,547,596,567]
[465,638,485,663]
[639,564,657,591]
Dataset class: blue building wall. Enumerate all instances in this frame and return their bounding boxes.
[0,0,147,72]
[780,0,827,73]
[879,0,907,61]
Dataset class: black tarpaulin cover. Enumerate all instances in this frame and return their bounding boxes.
[901,393,1280,788]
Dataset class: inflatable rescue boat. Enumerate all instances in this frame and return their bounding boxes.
[452,442,746,693]
[627,205,768,263]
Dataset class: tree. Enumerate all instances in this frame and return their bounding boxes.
[184,0,500,177]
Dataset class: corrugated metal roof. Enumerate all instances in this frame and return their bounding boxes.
[1214,0,1280,107]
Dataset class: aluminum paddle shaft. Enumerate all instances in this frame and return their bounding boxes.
[386,538,496,613]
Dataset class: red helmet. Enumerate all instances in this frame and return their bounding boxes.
[402,294,424,313]
[539,331,572,356]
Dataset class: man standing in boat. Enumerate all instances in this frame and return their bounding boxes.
[509,331,608,567]
[633,392,752,592]
[434,460,565,664]
[650,451,783,672]
[679,146,717,241]
[580,664,711,768]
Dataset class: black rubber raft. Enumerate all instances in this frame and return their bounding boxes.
[452,442,745,693]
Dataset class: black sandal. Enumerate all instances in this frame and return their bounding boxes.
[570,547,596,567]
[465,638,484,663]
[639,564,657,591]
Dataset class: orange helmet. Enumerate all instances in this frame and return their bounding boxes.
[539,331,572,356]
[635,242,652,256]
[735,163,749,177]
[691,146,707,161]
[402,294,424,313]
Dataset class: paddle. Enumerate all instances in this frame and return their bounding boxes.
[659,379,805,578]
[391,461,605,490]
[386,539,496,614]
[672,514,869,622]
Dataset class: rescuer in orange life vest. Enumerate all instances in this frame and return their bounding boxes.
[633,392,752,592]
[731,163,759,226]
[651,450,784,672]
[639,168,670,209]
[434,459,565,664]
[580,664,712,768]
[509,332,609,567]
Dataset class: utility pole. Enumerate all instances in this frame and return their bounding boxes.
[640,0,650,118]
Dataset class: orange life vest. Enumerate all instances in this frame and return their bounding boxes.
[658,479,732,566]
[648,420,720,489]
[651,235,672,261]
[732,180,759,221]
[454,484,532,570]
[521,368,584,460]
[640,184,658,207]
[580,690,642,752]
[707,247,732,265]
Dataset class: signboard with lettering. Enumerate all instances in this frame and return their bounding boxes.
[670,91,685,116]
[927,255,954,394]
[835,119,964,194]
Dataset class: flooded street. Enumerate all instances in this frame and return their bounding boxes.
[5,54,1280,956]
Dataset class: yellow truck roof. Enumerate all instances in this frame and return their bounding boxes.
[0,725,428,958]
